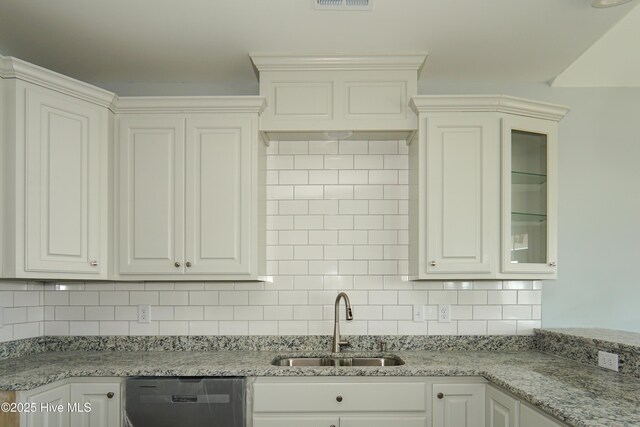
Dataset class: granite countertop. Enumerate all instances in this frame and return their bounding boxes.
[1,349,639,427]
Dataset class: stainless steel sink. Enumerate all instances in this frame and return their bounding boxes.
[271,356,404,367]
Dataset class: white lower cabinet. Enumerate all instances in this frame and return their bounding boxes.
[252,377,428,427]
[485,385,567,427]
[19,379,121,427]
[432,382,485,427]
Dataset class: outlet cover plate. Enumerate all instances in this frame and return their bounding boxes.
[138,304,151,324]
[438,304,450,323]
[598,350,619,372]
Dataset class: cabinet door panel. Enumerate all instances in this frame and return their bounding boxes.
[23,383,70,427]
[426,117,498,274]
[119,116,185,274]
[501,116,557,275]
[70,383,120,427]
[254,416,339,427]
[25,86,104,275]
[185,117,252,275]
[433,383,484,427]
[341,417,426,427]
[486,386,518,427]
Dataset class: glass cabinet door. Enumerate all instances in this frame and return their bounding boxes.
[502,116,557,274]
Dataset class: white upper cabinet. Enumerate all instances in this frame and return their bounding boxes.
[115,98,266,280]
[502,116,558,275]
[1,56,113,280]
[250,54,426,142]
[409,96,569,280]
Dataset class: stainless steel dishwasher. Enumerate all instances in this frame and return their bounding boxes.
[125,377,245,427]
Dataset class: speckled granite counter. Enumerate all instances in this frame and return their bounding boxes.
[1,349,639,427]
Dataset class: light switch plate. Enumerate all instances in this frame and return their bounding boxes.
[413,305,425,322]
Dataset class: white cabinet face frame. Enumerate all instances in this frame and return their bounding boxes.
[118,115,185,274]
[425,116,499,275]
[20,382,70,427]
[184,117,253,275]
[501,115,558,275]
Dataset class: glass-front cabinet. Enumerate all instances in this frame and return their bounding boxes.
[502,116,557,274]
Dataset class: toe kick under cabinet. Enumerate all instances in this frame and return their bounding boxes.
[114,98,266,281]
[408,96,569,280]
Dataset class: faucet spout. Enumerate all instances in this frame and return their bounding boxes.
[332,292,353,353]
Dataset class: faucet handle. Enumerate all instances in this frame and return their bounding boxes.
[338,340,351,350]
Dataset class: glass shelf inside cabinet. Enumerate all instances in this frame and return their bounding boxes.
[511,171,546,185]
[511,212,547,225]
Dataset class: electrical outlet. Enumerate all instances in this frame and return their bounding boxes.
[138,304,151,324]
[598,350,619,372]
[413,305,425,322]
[438,304,450,323]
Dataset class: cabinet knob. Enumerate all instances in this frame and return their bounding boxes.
[186,261,192,268]
[90,260,98,266]
[336,395,343,402]
[107,392,114,399]
[330,425,336,427]
[174,262,181,268]
[549,261,557,267]
[437,392,444,399]
[430,261,436,267]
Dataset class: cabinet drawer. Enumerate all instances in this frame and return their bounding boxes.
[253,381,426,413]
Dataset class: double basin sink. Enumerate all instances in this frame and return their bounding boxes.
[272,355,404,367]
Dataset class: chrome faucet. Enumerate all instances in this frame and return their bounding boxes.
[332,292,353,353]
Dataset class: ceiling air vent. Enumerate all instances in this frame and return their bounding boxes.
[313,0,374,11]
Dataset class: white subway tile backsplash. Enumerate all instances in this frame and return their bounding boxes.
[219,321,248,335]
[338,170,368,184]
[369,140,398,154]
[502,305,532,320]
[175,306,204,321]
[339,140,368,154]
[487,320,518,335]
[324,155,353,169]
[2,139,548,342]
[354,155,383,169]
[159,291,188,306]
[279,200,308,215]
[518,290,542,305]
[279,141,308,155]
[294,185,324,200]
[99,321,129,336]
[458,291,488,305]
[294,216,324,230]
[309,140,338,155]
[189,321,219,335]
[309,170,338,185]
[458,320,487,335]
[354,185,383,199]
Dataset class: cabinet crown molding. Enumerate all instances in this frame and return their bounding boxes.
[250,52,428,74]
[113,96,267,114]
[410,95,570,121]
[0,55,116,109]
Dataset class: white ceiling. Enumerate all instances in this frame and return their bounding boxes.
[0,0,638,95]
